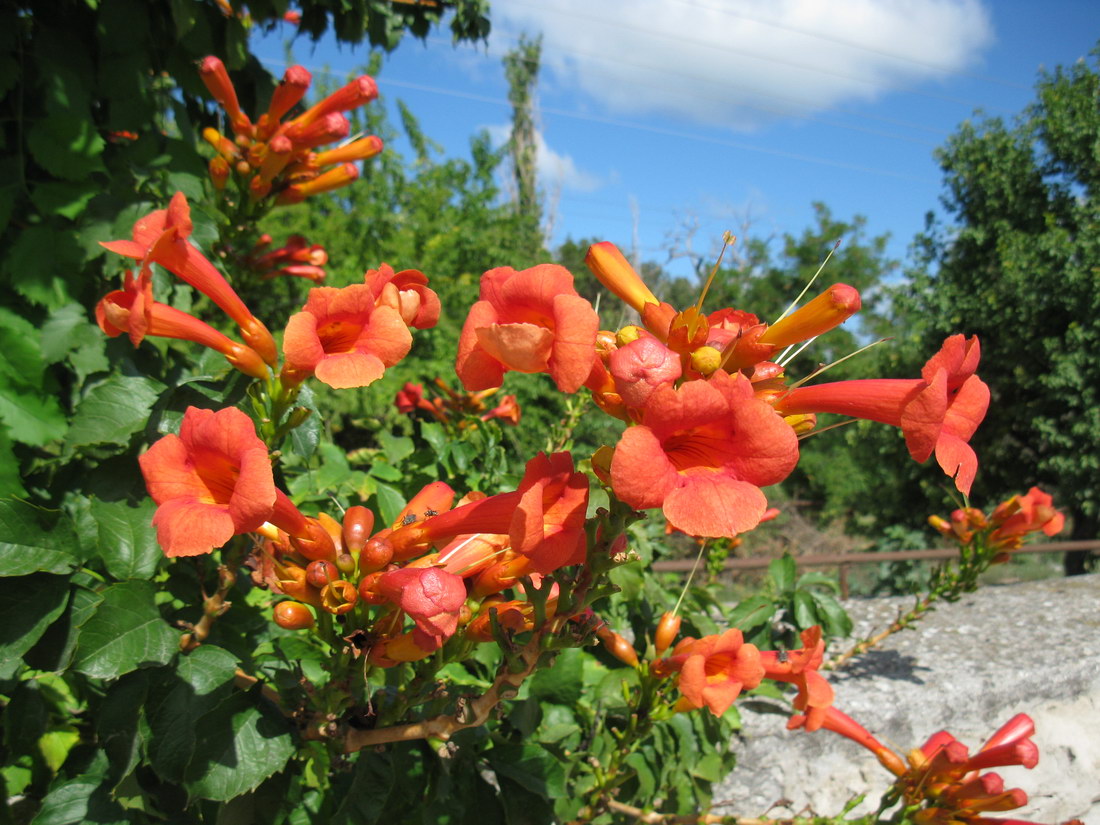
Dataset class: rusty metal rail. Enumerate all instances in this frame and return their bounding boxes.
[650,540,1100,598]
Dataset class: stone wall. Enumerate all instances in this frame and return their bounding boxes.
[716,574,1100,822]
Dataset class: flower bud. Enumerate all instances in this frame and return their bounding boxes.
[342,505,375,553]
[273,600,315,629]
[654,611,681,656]
[597,624,639,667]
[359,536,394,574]
[305,559,339,589]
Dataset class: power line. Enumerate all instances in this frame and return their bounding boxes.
[256,56,929,182]
[666,0,1030,90]
[434,32,947,143]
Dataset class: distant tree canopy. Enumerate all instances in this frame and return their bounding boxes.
[891,43,1100,559]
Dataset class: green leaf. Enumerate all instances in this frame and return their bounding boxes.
[419,420,447,454]
[796,570,841,593]
[791,589,818,630]
[73,580,178,679]
[728,594,776,632]
[30,181,98,220]
[767,553,796,595]
[39,304,109,382]
[147,644,240,782]
[529,647,583,706]
[0,428,26,497]
[0,306,46,387]
[0,574,71,678]
[0,499,80,576]
[378,430,414,465]
[287,384,320,459]
[810,591,853,638]
[3,680,48,755]
[28,769,128,825]
[374,482,405,526]
[28,113,107,181]
[91,498,161,580]
[332,751,394,825]
[3,224,82,309]
[184,689,295,802]
[23,584,103,672]
[66,375,164,449]
[624,751,656,799]
[97,671,149,789]
[368,460,402,482]
[0,385,68,446]
[488,743,565,800]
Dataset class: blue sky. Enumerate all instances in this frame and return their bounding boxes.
[253,1,1098,280]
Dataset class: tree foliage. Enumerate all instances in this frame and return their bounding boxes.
[892,43,1100,553]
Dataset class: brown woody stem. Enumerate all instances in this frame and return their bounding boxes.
[180,564,236,653]
[342,633,544,752]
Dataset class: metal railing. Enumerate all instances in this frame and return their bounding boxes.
[650,541,1100,598]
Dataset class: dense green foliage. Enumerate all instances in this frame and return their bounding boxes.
[890,46,1100,557]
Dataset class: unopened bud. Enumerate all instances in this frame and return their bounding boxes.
[273,600,315,630]
[654,611,681,657]
[359,536,393,574]
[305,559,339,589]
[616,325,644,347]
[342,505,375,554]
[690,345,723,376]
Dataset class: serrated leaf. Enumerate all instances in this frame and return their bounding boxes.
[97,671,148,789]
[332,751,394,825]
[92,498,161,580]
[3,680,48,755]
[0,499,80,576]
[73,580,178,679]
[184,690,295,802]
[0,306,46,387]
[3,224,82,308]
[23,584,102,672]
[529,647,583,706]
[0,428,26,497]
[728,594,776,632]
[66,374,164,449]
[39,304,106,377]
[27,771,127,825]
[30,181,98,220]
[368,460,402,482]
[0,573,71,678]
[147,644,240,782]
[488,743,565,800]
[378,430,414,465]
[0,385,68,446]
[28,113,106,181]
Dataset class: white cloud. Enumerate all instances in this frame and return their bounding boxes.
[488,0,994,130]
[487,124,604,193]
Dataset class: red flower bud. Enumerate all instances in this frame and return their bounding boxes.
[342,505,375,553]
[273,600,315,629]
[306,559,338,589]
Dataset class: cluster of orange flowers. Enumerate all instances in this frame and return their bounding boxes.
[242,232,329,283]
[198,55,383,204]
[96,193,435,391]
[452,242,989,542]
[929,488,1065,555]
[395,378,521,428]
[799,707,1082,825]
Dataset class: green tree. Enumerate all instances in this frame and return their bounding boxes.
[893,44,1100,570]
